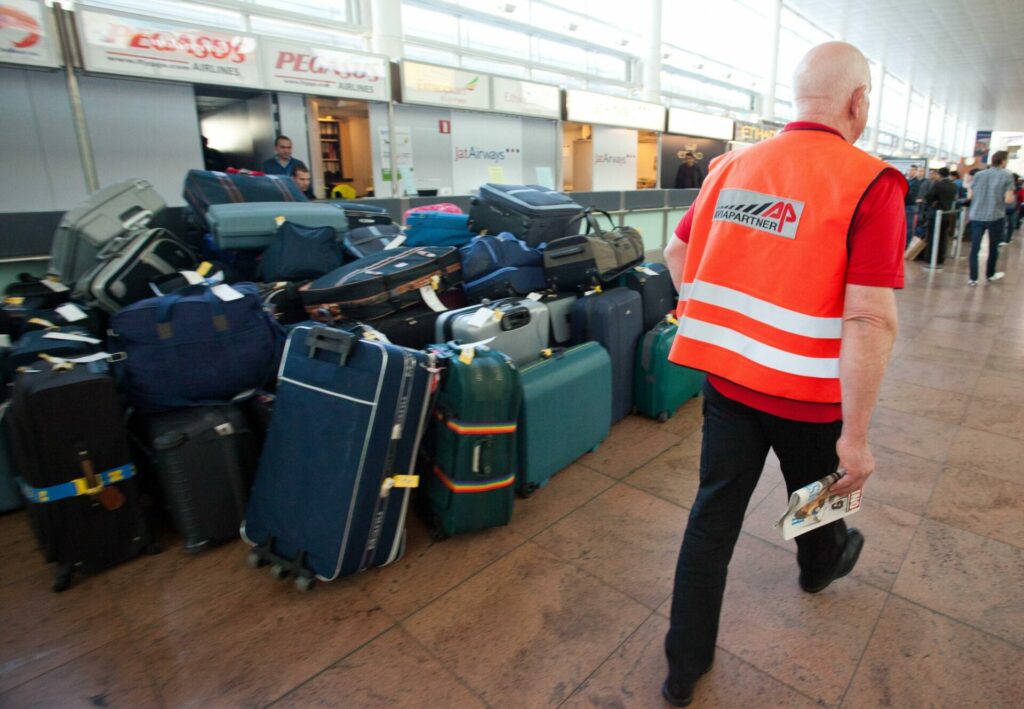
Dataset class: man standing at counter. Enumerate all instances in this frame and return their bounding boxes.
[674,152,706,189]
[661,41,905,706]
[262,135,307,177]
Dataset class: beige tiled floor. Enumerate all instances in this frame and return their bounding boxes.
[2,238,1024,707]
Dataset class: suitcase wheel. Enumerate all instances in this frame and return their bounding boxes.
[520,482,539,499]
[52,564,74,593]
[294,575,315,592]
[657,411,670,423]
[145,542,163,555]
[270,563,290,580]
[246,551,267,569]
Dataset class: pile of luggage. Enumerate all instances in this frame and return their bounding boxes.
[0,170,705,593]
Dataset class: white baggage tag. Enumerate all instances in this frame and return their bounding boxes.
[419,285,448,313]
[180,271,206,285]
[211,284,244,302]
[526,292,544,301]
[465,307,494,329]
[40,279,70,293]
[639,266,658,276]
[0,334,10,348]
[54,303,88,323]
[43,331,102,345]
[384,234,407,249]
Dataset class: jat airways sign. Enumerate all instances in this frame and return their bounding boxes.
[263,40,389,101]
[77,9,261,88]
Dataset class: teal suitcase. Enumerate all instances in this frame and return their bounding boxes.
[517,343,611,496]
[634,316,704,422]
[424,343,521,538]
[206,202,348,250]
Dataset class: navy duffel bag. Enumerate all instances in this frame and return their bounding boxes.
[110,283,285,412]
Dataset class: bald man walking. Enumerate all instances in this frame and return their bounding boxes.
[661,42,906,706]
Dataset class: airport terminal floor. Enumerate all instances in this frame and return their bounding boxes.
[1,241,1022,707]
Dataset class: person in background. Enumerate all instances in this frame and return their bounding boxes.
[661,41,904,707]
[913,168,936,237]
[951,170,965,199]
[966,150,1014,285]
[675,152,707,189]
[201,135,228,172]
[292,166,316,200]
[262,135,307,177]
[1005,173,1020,242]
[905,165,922,243]
[923,167,958,263]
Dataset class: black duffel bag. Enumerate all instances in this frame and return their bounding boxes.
[543,209,644,292]
[299,246,462,321]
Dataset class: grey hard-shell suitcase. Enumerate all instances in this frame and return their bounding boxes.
[541,292,578,345]
[49,179,166,286]
[435,298,549,366]
[73,228,196,314]
[206,202,349,251]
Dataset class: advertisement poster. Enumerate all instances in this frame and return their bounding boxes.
[592,127,638,191]
[660,135,727,190]
[973,130,992,161]
[451,113,523,194]
[77,9,262,88]
[378,126,416,197]
[262,40,389,101]
[0,0,58,68]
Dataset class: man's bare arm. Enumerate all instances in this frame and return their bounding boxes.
[832,284,898,496]
[664,237,688,291]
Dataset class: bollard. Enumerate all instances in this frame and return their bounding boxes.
[923,210,944,272]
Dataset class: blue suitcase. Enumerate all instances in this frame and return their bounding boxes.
[404,212,476,247]
[242,324,438,590]
[570,288,644,423]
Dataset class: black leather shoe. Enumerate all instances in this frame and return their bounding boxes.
[662,679,694,707]
[662,663,712,707]
[800,528,864,594]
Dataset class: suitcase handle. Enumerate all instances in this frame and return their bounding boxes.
[498,304,530,331]
[305,327,356,366]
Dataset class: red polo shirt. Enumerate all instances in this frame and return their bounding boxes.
[674,121,906,422]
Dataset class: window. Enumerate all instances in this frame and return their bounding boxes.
[402,5,460,44]
[403,43,460,67]
[663,0,772,84]
[71,0,247,29]
[250,0,354,24]
[531,68,586,88]
[461,19,530,58]
[879,74,907,135]
[461,54,529,79]
[906,92,927,142]
[927,104,943,148]
[662,71,754,111]
[249,16,365,49]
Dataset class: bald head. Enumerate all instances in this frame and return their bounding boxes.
[793,42,872,143]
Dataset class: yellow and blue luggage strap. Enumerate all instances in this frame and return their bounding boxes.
[20,464,135,504]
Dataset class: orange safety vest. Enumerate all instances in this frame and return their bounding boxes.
[668,129,904,403]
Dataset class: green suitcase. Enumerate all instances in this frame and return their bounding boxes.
[634,316,705,422]
[517,342,611,496]
[425,343,521,538]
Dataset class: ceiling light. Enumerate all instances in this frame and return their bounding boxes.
[567,22,579,32]
[501,3,516,12]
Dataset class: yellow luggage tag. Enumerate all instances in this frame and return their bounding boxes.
[196,261,214,277]
[275,215,286,226]
[458,346,475,365]
[392,475,419,488]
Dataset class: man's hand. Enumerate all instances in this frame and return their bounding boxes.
[831,434,874,496]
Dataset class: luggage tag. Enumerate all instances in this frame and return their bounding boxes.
[42,331,102,345]
[40,279,70,293]
[465,307,495,329]
[54,303,88,323]
[78,452,124,511]
[211,283,244,302]
[4,296,24,305]
[180,271,207,286]
[275,215,286,226]
[419,284,448,313]
[526,292,544,301]
[584,285,603,296]
[0,334,10,348]
[637,265,659,276]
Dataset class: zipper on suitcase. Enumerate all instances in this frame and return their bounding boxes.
[358,351,416,572]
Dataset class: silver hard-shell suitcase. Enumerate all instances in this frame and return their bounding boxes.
[73,228,196,313]
[435,298,549,366]
[49,179,166,285]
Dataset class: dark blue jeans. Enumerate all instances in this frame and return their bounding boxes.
[665,382,846,685]
[969,218,1004,281]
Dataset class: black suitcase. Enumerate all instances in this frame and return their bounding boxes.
[0,277,72,336]
[333,202,393,231]
[342,224,404,260]
[570,288,644,423]
[3,326,103,383]
[468,184,583,247]
[9,360,155,591]
[145,406,257,552]
[260,281,310,325]
[619,263,677,331]
[344,305,444,351]
[299,246,462,321]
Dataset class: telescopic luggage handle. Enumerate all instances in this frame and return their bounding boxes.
[305,326,356,366]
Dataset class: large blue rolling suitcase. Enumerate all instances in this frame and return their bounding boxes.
[242,324,438,591]
[570,288,644,423]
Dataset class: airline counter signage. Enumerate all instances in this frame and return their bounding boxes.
[668,108,733,141]
[491,77,560,119]
[401,61,490,111]
[263,41,389,101]
[733,120,782,143]
[0,0,59,68]
[565,89,665,131]
[77,9,262,88]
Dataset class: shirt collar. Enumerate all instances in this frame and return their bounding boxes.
[783,121,844,139]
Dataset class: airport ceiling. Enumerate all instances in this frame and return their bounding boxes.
[785,0,1024,129]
